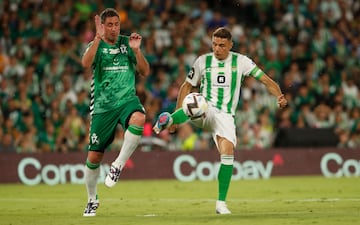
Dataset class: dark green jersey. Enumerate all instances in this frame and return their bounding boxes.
[88,35,137,114]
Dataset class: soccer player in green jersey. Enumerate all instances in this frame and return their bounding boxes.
[153,27,287,214]
[81,8,150,216]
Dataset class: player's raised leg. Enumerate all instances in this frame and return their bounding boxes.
[152,107,192,134]
[105,111,145,187]
[153,112,173,134]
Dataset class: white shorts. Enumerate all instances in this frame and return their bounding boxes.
[190,104,236,147]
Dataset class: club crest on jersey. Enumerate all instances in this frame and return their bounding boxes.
[91,133,99,145]
[119,44,128,54]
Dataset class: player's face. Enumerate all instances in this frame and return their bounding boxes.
[212,37,233,60]
[103,16,120,43]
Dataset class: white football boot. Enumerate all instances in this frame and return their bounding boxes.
[216,200,231,214]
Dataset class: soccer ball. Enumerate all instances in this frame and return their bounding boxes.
[182,93,208,118]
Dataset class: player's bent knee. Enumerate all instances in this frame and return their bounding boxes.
[87,151,104,164]
[129,111,146,125]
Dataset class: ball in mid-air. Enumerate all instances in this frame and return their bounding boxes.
[182,93,208,118]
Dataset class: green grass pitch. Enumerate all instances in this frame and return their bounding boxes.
[0,176,359,225]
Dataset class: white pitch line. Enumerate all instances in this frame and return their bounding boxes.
[1,198,360,203]
[136,214,157,217]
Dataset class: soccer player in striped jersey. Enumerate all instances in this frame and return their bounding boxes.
[81,8,150,216]
[153,27,287,214]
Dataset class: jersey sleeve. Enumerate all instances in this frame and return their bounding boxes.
[242,55,265,80]
[185,56,201,86]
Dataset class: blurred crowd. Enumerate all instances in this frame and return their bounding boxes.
[0,0,359,153]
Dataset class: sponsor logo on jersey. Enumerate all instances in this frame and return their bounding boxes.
[101,47,126,55]
[113,58,120,65]
[102,48,108,54]
[187,68,195,79]
[109,48,120,54]
[103,65,129,71]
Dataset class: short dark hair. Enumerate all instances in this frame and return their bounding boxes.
[213,27,232,40]
[100,8,119,23]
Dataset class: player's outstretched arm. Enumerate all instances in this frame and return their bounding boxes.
[259,74,287,108]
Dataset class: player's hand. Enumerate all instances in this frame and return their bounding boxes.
[95,15,104,39]
[129,33,142,51]
[168,124,178,134]
[277,94,287,108]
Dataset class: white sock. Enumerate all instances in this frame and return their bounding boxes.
[113,129,141,169]
[84,165,100,202]
[221,155,234,165]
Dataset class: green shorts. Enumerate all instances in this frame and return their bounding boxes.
[88,97,145,152]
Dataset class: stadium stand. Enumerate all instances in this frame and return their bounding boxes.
[0,0,359,152]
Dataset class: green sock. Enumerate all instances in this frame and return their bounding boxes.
[171,108,189,124]
[218,164,233,201]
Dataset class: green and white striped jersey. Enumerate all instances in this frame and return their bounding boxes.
[86,35,137,115]
[186,51,264,116]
